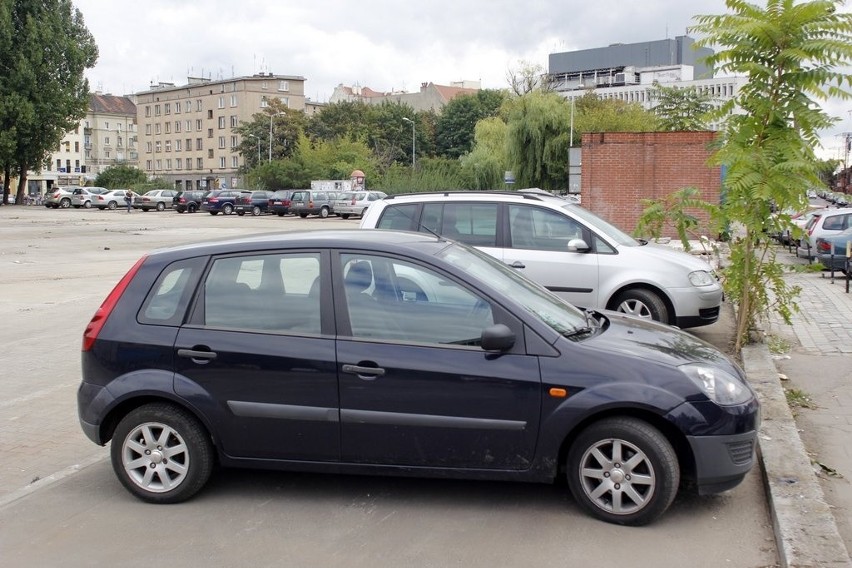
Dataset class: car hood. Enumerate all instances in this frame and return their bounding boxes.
[639,242,716,273]
[581,310,742,377]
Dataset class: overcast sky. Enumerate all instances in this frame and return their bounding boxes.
[72,0,851,161]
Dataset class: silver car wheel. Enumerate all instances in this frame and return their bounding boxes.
[121,421,190,494]
[577,438,656,516]
[616,298,653,319]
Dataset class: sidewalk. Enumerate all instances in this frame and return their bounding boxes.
[757,260,852,566]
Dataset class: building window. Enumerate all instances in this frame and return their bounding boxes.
[185,101,192,113]
[196,157,203,169]
[175,103,181,114]
[145,124,152,135]
[154,105,161,116]
[185,159,192,171]
[166,159,172,170]
[146,160,152,170]
[74,141,79,152]
[146,142,152,153]
[117,136,123,147]
[165,103,171,115]
[218,116,225,129]
[176,157,182,169]
[278,80,289,91]
[105,136,110,145]
[105,151,110,158]
[219,156,226,168]
[145,106,151,117]
[260,96,268,108]
[218,96,225,109]
[186,120,192,131]
[155,123,161,135]
[218,136,225,149]
[155,141,162,153]
[156,159,162,170]
[105,122,110,129]
[208,149,214,159]
[279,97,289,107]
[230,135,238,149]
[165,140,172,152]
[208,128,213,138]
[196,119,202,131]
[176,139,182,151]
[186,138,192,151]
[175,121,181,133]
[232,156,239,168]
[196,99,203,112]
[165,122,171,134]
[196,138,203,150]
[230,115,238,128]
[230,94,237,107]
[262,81,268,90]
[56,159,61,170]
[207,109,213,119]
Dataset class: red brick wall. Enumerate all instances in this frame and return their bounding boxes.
[580,131,721,238]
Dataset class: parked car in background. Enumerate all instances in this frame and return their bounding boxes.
[201,189,243,215]
[77,229,758,525]
[235,190,274,216]
[269,190,295,216]
[797,208,852,259]
[333,191,387,219]
[290,189,336,218]
[361,190,723,328]
[96,189,137,210]
[44,186,79,209]
[134,189,177,212]
[173,190,207,213]
[815,226,852,271]
[71,187,107,208]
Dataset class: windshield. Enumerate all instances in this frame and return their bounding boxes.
[437,243,588,335]
[561,203,639,247]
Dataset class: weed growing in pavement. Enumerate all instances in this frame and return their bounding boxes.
[785,387,817,410]
[766,334,791,355]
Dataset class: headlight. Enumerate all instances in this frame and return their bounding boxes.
[680,363,753,406]
[688,270,715,287]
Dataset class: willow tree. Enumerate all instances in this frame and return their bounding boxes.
[691,0,852,350]
[505,91,571,190]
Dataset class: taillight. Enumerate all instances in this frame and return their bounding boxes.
[309,200,314,208]
[816,240,832,253]
[82,256,147,352]
[351,197,356,205]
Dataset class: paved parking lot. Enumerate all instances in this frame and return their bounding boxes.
[0,206,778,567]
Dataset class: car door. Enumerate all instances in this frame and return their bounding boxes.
[334,252,541,470]
[504,204,600,310]
[174,250,340,462]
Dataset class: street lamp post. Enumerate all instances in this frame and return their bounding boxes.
[402,117,415,169]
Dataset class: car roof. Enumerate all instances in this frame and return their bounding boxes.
[380,190,566,205]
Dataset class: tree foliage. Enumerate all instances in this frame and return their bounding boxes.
[460,117,509,190]
[572,92,659,135]
[435,90,508,158]
[94,164,148,188]
[233,99,305,169]
[506,60,551,95]
[505,91,571,190]
[649,82,714,131]
[689,0,852,350]
[0,0,97,204]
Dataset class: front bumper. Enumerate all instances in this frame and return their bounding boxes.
[687,430,757,494]
[668,283,723,328]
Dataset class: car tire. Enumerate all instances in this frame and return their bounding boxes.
[73,205,81,209]
[567,417,679,526]
[83,201,92,208]
[319,207,329,218]
[110,402,214,504]
[222,203,233,215]
[277,212,284,217]
[188,203,197,213]
[341,214,350,220]
[209,211,218,215]
[60,198,71,208]
[251,205,261,216]
[299,213,308,218]
[107,201,117,210]
[612,289,668,323]
[156,202,165,211]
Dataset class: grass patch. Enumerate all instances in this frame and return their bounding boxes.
[766,334,791,355]
[785,387,817,410]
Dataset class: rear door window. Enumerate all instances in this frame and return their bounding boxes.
[139,257,207,326]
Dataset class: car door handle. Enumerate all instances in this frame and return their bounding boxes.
[342,364,386,379]
[509,261,526,269]
[177,348,217,361]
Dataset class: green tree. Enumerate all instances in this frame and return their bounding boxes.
[459,117,508,189]
[0,0,97,204]
[364,101,419,169]
[572,91,659,135]
[689,0,852,350]
[435,89,508,159]
[649,82,715,131]
[305,100,372,143]
[94,164,147,188]
[234,99,304,169]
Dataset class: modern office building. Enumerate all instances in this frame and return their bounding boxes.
[135,73,306,191]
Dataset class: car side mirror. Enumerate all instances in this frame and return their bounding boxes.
[481,324,515,352]
[567,238,591,253]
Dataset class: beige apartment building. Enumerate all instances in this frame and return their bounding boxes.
[135,73,306,191]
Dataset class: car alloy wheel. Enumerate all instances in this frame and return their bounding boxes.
[156,202,165,211]
[111,403,213,503]
[319,207,329,218]
[567,417,678,526]
[612,289,668,323]
[107,201,117,210]
[61,198,71,208]
[188,203,197,213]
[83,200,92,208]
[223,203,233,215]
[252,205,261,216]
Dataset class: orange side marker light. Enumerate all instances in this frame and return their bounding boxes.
[549,387,568,398]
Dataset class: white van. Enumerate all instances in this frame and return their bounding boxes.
[361,191,722,328]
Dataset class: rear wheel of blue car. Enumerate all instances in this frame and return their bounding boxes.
[111,403,214,504]
[567,417,679,526]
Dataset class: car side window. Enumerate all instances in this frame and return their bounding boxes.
[140,257,206,326]
[340,253,494,346]
[508,205,585,251]
[203,253,321,334]
[823,215,845,231]
[376,204,418,231]
[421,203,498,246]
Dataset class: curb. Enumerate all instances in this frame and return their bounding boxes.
[742,343,851,567]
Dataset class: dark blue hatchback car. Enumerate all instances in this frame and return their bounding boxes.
[78,230,758,525]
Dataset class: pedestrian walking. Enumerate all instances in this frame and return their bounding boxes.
[124,190,132,212]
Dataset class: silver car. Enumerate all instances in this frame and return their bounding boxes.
[133,189,177,211]
[333,191,387,219]
[797,208,852,258]
[44,186,79,209]
[361,190,723,328]
[71,187,107,208]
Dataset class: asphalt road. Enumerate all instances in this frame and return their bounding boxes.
[0,205,778,567]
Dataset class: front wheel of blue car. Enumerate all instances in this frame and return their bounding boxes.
[111,403,214,504]
[567,417,679,526]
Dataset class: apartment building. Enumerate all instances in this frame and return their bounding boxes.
[24,93,137,194]
[330,81,480,113]
[135,73,306,191]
